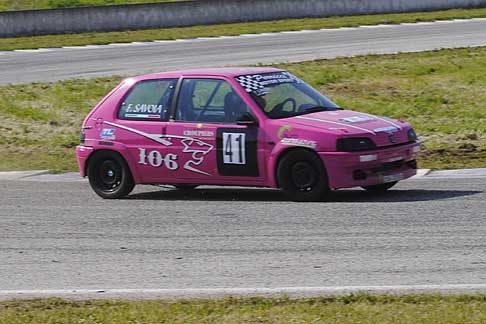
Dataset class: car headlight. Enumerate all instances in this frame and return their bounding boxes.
[336,138,376,152]
[407,128,418,142]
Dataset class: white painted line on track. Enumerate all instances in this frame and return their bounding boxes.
[82,45,105,49]
[409,169,431,179]
[61,46,94,49]
[410,21,436,25]
[426,168,486,179]
[216,35,240,39]
[0,170,49,180]
[14,48,52,53]
[428,20,458,24]
[61,46,81,49]
[359,25,389,28]
[336,27,360,31]
[279,30,309,34]
[107,42,137,46]
[152,40,175,43]
[130,41,155,45]
[4,284,486,300]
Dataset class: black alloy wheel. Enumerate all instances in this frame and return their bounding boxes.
[88,151,135,199]
[277,149,329,202]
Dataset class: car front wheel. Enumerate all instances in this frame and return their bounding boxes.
[277,149,329,202]
[88,151,135,199]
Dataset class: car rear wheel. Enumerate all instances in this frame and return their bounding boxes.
[362,181,397,192]
[277,149,329,202]
[88,151,135,199]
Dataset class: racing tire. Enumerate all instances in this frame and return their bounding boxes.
[173,185,199,190]
[87,151,135,199]
[361,181,397,192]
[277,149,329,202]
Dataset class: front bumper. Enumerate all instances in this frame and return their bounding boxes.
[319,141,420,189]
[76,145,94,177]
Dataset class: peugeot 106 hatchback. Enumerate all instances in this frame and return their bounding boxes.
[76,68,420,201]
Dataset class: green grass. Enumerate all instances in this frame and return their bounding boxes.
[2,294,486,323]
[1,47,486,172]
[0,0,178,11]
[0,77,120,172]
[1,8,486,51]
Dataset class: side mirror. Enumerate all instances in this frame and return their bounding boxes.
[236,113,258,127]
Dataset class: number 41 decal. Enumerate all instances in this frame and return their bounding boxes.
[223,132,246,165]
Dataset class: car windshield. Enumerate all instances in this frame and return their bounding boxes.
[235,71,340,119]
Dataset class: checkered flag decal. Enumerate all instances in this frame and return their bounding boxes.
[236,76,266,93]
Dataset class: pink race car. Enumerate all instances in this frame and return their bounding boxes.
[76,67,420,201]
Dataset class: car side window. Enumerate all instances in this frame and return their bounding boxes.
[176,78,249,124]
[118,79,177,121]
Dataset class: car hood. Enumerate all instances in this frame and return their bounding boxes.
[285,110,411,147]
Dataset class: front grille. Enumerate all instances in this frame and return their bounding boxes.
[377,140,416,150]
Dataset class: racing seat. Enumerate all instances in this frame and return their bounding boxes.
[224,92,247,123]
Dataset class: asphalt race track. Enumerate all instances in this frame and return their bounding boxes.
[1,18,486,299]
[0,19,486,85]
[1,176,486,298]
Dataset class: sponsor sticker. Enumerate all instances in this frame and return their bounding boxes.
[281,138,317,149]
[180,138,213,176]
[236,71,303,94]
[277,125,293,139]
[374,126,398,133]
[125,114,161,119]
[125,103,163,114]
[183,130,215,137]
[341,115,375,123]
[100,128,115,140]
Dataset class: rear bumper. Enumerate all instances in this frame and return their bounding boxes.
[319,141,420,189]
[76,145,94,177]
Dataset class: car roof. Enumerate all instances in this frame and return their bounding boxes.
[126,67,285,82]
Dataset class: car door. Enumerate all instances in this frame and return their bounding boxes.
[164,77,266,184]
[111,78,178,183]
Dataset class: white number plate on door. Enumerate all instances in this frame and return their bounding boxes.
[222,132,246,165]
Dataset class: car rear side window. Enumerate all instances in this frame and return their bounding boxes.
[118,79,177,121]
